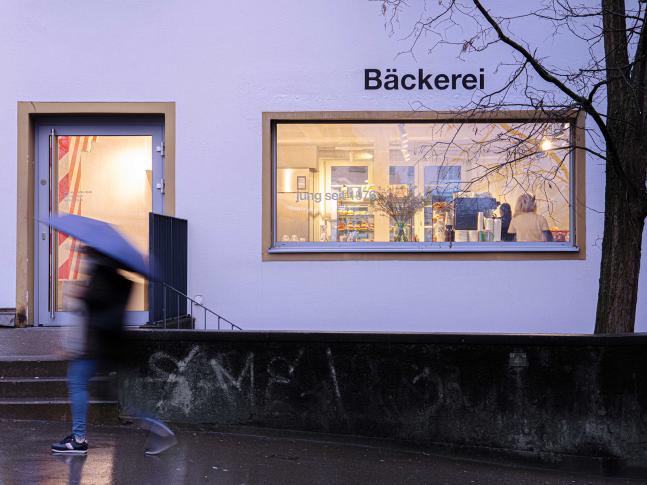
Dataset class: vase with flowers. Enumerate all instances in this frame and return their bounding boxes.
[371,186,429,242]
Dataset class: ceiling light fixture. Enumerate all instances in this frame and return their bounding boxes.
[541,138,553,151]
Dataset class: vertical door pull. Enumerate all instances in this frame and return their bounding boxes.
[48,129,57,319]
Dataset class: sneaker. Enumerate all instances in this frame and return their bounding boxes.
[51,435,88,455]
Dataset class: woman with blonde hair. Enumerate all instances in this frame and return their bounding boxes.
[507,193,553,242]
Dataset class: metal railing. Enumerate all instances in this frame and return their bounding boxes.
[154,283,241,331]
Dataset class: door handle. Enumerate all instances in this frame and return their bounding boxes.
[48,129,57,319]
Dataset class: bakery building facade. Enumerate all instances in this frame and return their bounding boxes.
[2,2,646,333]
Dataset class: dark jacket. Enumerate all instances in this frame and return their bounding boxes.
[82,261,132,360]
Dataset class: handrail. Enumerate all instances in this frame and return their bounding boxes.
[159,282,242,331]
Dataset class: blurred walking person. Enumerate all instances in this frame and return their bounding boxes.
[50,249,131,454]
[45,215,176,455]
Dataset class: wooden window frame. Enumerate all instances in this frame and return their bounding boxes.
[16,102,176,327]
[262,110,586,262]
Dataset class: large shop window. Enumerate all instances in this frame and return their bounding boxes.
[267,113,583,255]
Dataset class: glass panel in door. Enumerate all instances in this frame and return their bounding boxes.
[54,135,152,313]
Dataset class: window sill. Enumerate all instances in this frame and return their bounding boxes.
[268,242,579,254]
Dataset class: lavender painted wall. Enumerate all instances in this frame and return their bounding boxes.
[1,1,645,332]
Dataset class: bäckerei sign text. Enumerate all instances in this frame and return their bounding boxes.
[364,68,485,91]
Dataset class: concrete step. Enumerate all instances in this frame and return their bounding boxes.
[0,357,121,424]
[0,398,119,423]
[0,328,66,356]
[0,358,69,378]
[0,376,114,399]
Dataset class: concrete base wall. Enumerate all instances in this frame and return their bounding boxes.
[119,331,647,473]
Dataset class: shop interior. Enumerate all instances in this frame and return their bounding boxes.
[275,122,572,245]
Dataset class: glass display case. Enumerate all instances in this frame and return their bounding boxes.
[337,200,374,242]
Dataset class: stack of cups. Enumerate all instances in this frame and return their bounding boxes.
[493,218,502,241]
[475,212,485,242]
[484,218,494,242]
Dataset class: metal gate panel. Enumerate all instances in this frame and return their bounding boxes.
[148,213,188,323]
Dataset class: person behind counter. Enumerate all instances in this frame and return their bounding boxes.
[498,203,514,242]
[507,194,554,242]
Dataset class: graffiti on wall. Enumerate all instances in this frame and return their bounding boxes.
[128,344,464,431]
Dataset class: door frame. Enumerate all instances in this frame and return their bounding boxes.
[16,102,176,327]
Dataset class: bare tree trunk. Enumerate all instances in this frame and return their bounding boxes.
[595,162,645,333]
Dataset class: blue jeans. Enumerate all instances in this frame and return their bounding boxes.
[67,359,97,440]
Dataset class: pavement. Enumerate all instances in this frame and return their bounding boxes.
[0,420,644,485]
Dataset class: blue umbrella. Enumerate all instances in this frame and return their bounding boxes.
[42,214,150,278]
